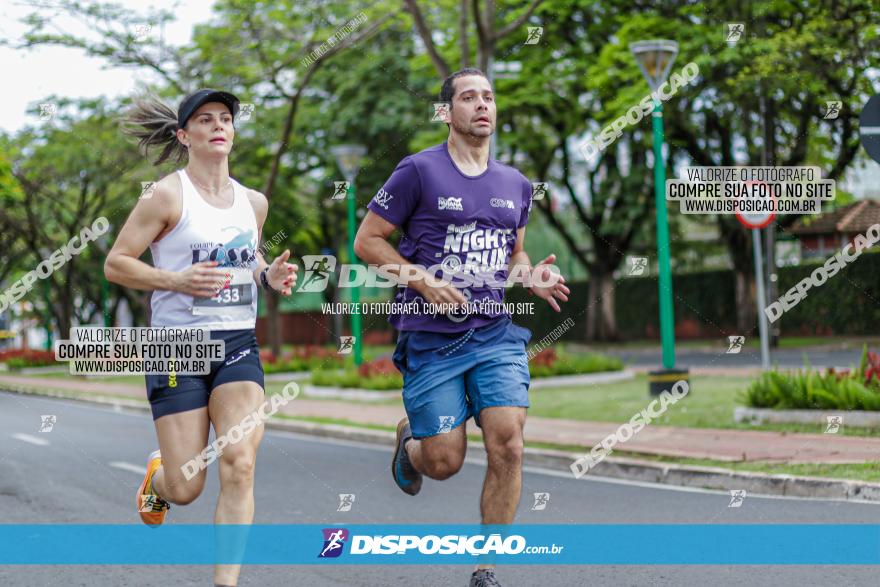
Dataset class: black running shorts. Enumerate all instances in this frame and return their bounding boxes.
[145,329,264,420]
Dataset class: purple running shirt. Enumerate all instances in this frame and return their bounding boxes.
[367,142,532,333]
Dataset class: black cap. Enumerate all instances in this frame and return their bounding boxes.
[177,89,240,128]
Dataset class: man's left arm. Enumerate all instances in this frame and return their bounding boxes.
[508,227,533,285]
[509,227,570,313]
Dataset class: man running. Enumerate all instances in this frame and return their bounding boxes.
[354,68,569,587]
[106,89,297,587]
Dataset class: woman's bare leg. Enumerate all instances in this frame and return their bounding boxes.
[207,381,265,587]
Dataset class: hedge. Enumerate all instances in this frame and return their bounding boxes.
[504,251,880,341]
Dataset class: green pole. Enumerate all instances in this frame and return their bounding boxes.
[102,277,111,327]
[651,100,675,369]
[346,181,363,366]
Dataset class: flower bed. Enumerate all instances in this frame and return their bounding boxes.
[309,348,623,391]
[0,349,58,369]
[311,357,402,391]
[261,346,343,374]
[740,346,880,411]
[528,348,623,378]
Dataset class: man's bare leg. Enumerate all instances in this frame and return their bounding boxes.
[476,406,526,570]
[406,422,467,480]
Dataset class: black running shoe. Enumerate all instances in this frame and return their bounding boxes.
[470,569,501,586]
[392,418,422,496]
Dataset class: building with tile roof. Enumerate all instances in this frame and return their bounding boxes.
[788,200,880,260]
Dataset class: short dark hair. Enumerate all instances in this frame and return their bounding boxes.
[439,68,491,104]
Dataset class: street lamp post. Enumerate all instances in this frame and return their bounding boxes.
[331,144,367,366]
[630,40,689,395]
[98,225,113,328]
[36,248,54,349]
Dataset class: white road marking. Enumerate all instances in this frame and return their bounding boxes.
[11,433,49,446]
[109,461,147,475]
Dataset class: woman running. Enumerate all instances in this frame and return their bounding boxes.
[105,89,297,587]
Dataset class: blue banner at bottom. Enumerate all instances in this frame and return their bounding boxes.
[1,524,878,565]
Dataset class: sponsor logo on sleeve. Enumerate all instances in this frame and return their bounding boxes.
[373,188,393,209]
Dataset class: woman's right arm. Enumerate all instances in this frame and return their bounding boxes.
[104,179,225,297]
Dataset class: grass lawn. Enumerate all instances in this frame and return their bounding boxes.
[528,374,744,426]
[627,453,880,483]
[268,374,880,437]
[527,374,880,437]
[578,335,880,353]
[271,374,880,438]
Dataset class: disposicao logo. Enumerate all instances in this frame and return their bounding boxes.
[318,528,349,558]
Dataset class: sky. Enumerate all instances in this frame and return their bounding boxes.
[0,0,214,133]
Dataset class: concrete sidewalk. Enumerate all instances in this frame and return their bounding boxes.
[2,374,879,465]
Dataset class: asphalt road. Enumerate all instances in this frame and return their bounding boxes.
[0,391,877,587]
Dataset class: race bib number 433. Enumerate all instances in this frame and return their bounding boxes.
[192,268,254,316]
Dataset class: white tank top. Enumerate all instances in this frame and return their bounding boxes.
[149,170,259,330]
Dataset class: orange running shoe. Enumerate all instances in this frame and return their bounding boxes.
[137,449,170,526]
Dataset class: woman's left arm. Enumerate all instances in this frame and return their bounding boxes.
[248,189,297,296]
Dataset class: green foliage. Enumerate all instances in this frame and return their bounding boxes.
[507,268,738,341]
[742,343,880,411]
[741,369,880,411]
[772,252,880,336]
[528,351,623,378]
[311,367,402,390]
[263,357,340,373]
[7,0,879,343]
[509,250,880,341]
[2,97,150,328]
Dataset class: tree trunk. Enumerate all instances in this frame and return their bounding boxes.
[585,273,599,341]
[266,290,282,355]
[598,272,618,341]
[734,268,756,334]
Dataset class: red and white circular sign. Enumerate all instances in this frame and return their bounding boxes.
[734,180,777,229]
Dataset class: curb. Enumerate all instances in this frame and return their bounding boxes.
[734,406,880,428]
[302,384,397,402]
[3,384,879,503]
[525,448,880,503]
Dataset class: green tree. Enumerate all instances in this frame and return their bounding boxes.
[1,98,147,334]
[15,0,394,352]
[657,0,878,332]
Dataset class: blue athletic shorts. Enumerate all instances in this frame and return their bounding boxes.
[391,316,532,439]
[145,329,264,420]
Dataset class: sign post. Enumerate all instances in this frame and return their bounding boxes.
[736,202,775,370]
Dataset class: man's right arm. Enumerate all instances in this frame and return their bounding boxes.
[354,211,466,305]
